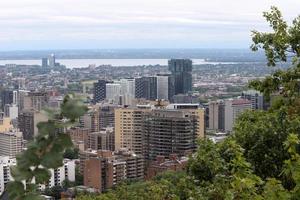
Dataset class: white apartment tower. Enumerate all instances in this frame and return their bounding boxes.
[156,75,169,100]
[225,99,252,132]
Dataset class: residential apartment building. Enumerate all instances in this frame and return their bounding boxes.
[115,105,151,155]
[0,130,23,158]
[208,100,225,131]
[225,99,252,132]
[143,104,204,161]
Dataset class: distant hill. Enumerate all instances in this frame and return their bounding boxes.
[0,49,265,62]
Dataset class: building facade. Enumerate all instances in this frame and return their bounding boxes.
[208,100,225,131]
[225,99,252,132]
[143,105,204,161]
[93,80,108,103]
[135,77,157,101]
[0,130,23,158]
[115,105,151,155]
[168,59,193,95]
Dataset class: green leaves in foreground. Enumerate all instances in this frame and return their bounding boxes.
[7,94,87,200]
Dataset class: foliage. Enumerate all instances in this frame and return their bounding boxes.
[75,166,84,186]
[43,185,64,199]
[7,94,87,200]
[64,148,79,159]
[250,6,300,103]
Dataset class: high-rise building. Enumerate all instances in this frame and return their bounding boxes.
[1,90,14,110]
[120,78,135,105]
[93,80,108,103]
[168,59,193,95]
[242,90,269,110]
[0,114,13,133]
[0,130,23,158]
[224,99,252,132]
[23,91,49,111]
[17,90,30,112]
[46,159,75,188]
[0,156,15,195]
[143,104,204,161]
[83,150,124,192]
[49,54,56,67]
[208,101,225,131]
[156,74,169,100]
[83,149,143,193]
[114,149,144,181]
[42,58,48,67]
[18,110,48,140]
[98,104,116,129]
[67,127,90,150]
[115,105,151,155]
[106,83,121,104]
[81,108,100,133]
[135,77,157,100]
[88,127,115,151]
[4,104,18,120]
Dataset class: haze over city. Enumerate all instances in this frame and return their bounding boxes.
[1,0,299,50]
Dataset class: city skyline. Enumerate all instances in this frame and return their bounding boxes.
[1,0,299,50]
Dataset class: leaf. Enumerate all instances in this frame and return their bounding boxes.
[55,133,73,148]
[34,168,51,184]
[10,165,33,181]
[37,121,56,136]
[7,181,25,200]
[23,193,45,200]
[41,151,64,169]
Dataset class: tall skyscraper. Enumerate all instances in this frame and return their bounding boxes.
[93,80,109,103]
[42,58,48,67]
[106,83,121,104]
[156,74,169,100]
[120,78,135,105]
[168,59,193,95]
[143,104,204,161]
[1,90,14,110]
[208,100,225,131]
[48,53,56,67]
[135,76,157,100]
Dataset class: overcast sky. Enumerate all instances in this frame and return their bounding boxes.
[0,0,299,50]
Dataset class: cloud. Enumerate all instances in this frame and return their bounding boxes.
[0,0,299,49]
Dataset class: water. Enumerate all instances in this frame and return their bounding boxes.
[0,58,237,69]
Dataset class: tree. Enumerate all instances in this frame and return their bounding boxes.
[7,94,87,200]
[250,6,300,105]
[63,148,79,159]
[232,6,300,184]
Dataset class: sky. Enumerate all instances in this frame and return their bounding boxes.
[0,0,299,50]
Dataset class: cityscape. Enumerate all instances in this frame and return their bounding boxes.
[0,0,299,200]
